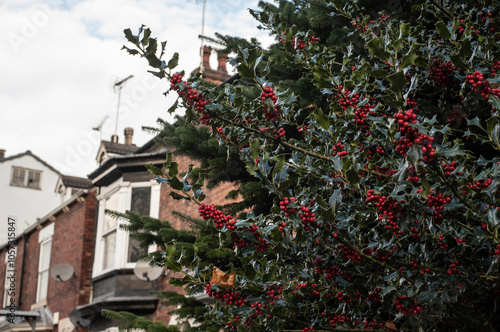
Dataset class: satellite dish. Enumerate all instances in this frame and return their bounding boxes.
[50,264,75,282]
[133,260,163,281]
[69,309,92,327]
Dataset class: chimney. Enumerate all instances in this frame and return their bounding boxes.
[217,53,228,73]
[111,135,119,143]
[202,45,211,70]
[0,149,5,159]
[124,127,134,145]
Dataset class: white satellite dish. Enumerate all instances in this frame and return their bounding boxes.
[133,260,163,281]
[69,309,92,327]
[50,264,75,282]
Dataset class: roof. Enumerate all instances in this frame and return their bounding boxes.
[101,141,138,155]
[88,150,168,186]
[0,150,61,175]
[61,175,92,189]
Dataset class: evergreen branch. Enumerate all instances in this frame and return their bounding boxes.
[430,0,455,20]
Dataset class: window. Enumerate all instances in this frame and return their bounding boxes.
[102,194,119,271]
[36,239,52,302]
[36,224,53,303]
[127,187,150,263]
[10,167,42,189]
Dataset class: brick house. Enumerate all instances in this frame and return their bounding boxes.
[0,176,95,332]
[0,47,235,332]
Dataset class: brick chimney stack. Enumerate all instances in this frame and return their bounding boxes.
[111,135,119,143]
[124,127,134,145]
[0,149,5,159]
[202,46,211,70]
[217,53,228,73]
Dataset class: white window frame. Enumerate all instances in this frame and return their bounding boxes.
[93,180,160,278]
[36,224,54,303]
[10,166,43,189]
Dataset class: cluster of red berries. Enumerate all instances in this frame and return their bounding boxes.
[233,224,269,252]
[279,197,317,231]
[407,165,420,182]
[426,191,452,223]
[442,161,460,177]
[301,327,314,332]
[491,60,500,77]
[279,197,298,216]
[393,107,436,162]
[335,86,360,110]
[260,85,279,121]
[438,234,449,250]
[327,314,349,327]
[225,316,241,331]
[466,178,492,190]
[495,244,500,255]
[332,141,349,158]
[394,295,423,316]
[366,190,405,233]
[354,103,377,132]
[336,243,362,264]
[367,288,382,304]
[314,257,352,282]
[198,203,236,231]
[364,247,396,264]
[447,260,462,275]
[466,70,500,100]
[297,125,310,134]
[265,284,283,305]
[273,128,286,138]
[170,73,212,124]
[430,60,457,87]
[205,283,246,307]
[362,320,384,330]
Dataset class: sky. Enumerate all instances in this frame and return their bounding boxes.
[0,0,274,177]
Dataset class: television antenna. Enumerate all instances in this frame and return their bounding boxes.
[133,260,163,281]
[113,75,133,139]
[92,115,109,141]
[50,263,76,282]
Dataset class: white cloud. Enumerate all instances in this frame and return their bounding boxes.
[0,0,273,177]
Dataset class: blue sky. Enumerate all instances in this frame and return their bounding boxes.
[0,0,274,177]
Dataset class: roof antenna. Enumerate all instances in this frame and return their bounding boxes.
[113,75,134,141]
[92,116,109,141]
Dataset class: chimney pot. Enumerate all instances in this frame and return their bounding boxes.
[0,149,5,159]
[202,46,211,70]
[124,127,134,145]
[217,53,228,73]
[111,135,119,143]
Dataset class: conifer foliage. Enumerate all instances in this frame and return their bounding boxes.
[116,0,500,331]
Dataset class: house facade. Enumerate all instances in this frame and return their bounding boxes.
[0,47,235,332]
[0,150,63,247]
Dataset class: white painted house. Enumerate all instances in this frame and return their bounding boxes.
[0,150,64,246]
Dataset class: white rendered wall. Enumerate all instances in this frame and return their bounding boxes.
[0,154,62,246]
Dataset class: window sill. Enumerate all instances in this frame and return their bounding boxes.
[30,300,47,310]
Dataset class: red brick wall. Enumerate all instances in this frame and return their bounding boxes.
[159,155,240,231]
[0,189,96,324]
[48,190,96,319]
